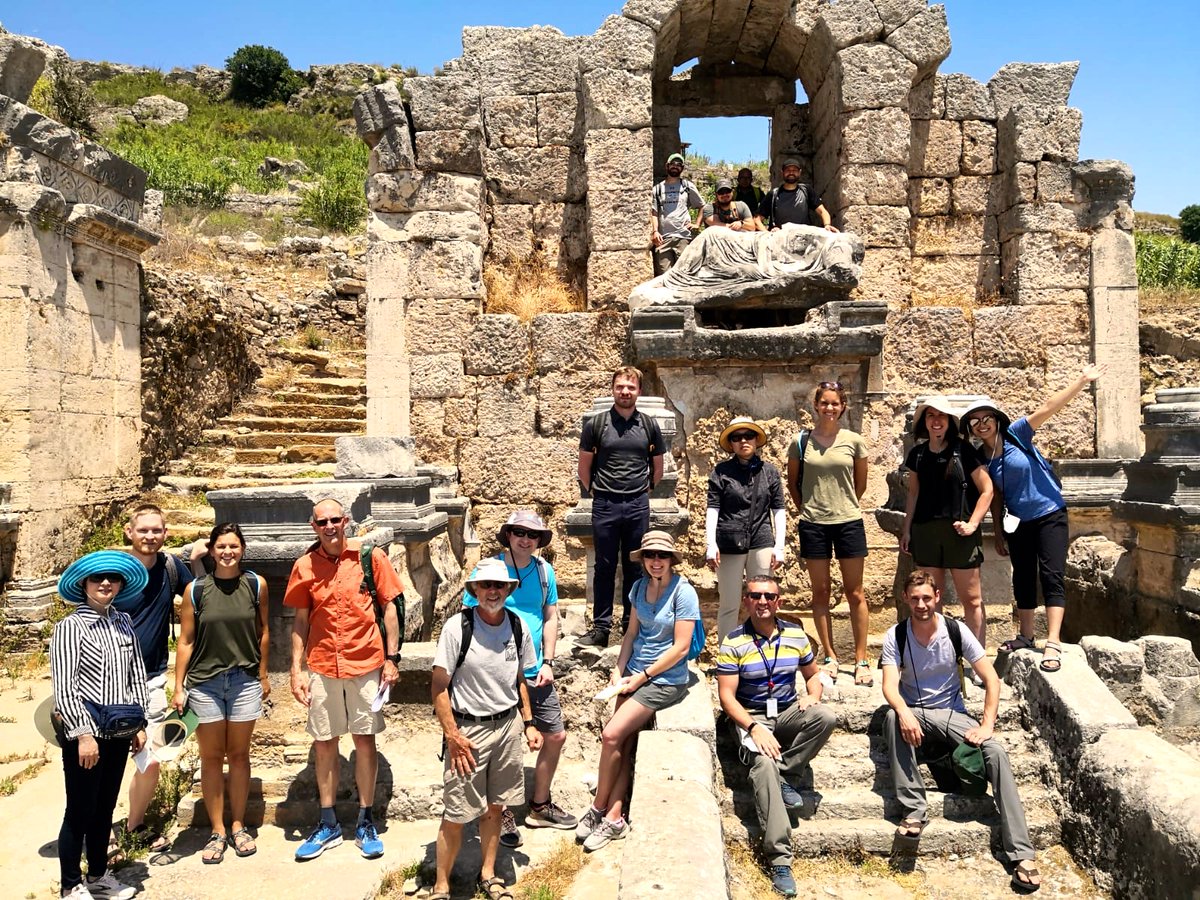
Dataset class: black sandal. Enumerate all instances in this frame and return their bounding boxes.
[202,832,227,864]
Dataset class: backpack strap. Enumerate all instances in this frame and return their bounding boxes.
[451,607,525,694]
[793,429,810,493]
[191,571,261,619]
[190,575,205,616]
[588,410,608,454]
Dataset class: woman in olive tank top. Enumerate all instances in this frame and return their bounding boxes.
[173,522,270,862]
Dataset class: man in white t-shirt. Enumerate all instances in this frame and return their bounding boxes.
[431,558,542,900]
[880,570,1040,892]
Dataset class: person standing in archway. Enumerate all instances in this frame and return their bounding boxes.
[733,168,766,230]
[649,152,704,275]
[757,158,839,233]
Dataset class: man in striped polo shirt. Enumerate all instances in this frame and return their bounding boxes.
[717,575,837,898]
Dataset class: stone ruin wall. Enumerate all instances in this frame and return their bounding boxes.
[0,32,158,618]
[357,0,1142,610]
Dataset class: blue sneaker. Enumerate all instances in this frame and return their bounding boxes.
[770,864,798,897]
[355,821,384,859]
[779,780,804,810]
[295,821,343,860]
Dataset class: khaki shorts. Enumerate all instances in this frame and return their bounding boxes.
[306,670,384,741]
[442,714,524,824]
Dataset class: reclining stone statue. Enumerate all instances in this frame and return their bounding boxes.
[628,223,864,312]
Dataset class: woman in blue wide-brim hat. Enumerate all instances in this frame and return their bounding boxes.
[51,550,150,900]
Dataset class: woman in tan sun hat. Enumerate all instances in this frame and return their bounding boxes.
[900,397,994,658]
[576,530,700,853]
[707,416,786,642]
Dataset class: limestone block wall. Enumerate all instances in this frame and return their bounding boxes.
[0,88,157,614]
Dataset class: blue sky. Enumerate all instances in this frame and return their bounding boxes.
[6,1,1197,214]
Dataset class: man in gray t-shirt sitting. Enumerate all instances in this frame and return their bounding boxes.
[431,558,542,900]
[880,570,1041,892]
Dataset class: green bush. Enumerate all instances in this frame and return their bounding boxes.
[41,58,98,137]
[1136,232,1200,288]
[226,44,303,107]
[1180,204,1200,245]
[300,162,367,233]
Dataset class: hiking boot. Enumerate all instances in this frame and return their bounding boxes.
[577,628,609,648]
[575,806,603,842]
[779,780,804,811]
[527,798,578,830]
[355,821,384,859]
[770,865,798,897]
[83,873,135,900]
[295,821,343,860]
[499,808,522,848]
[582,816,630,852]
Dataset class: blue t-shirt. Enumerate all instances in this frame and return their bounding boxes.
[129,553,194,677]
[986,417,1065,521]
[626,575,700,686]
[880,615,985,715]
[463,554,558,679]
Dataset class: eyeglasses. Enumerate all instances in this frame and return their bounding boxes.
[745,591,779,601]
[474,580,509,590]
[818,381,843,390]
[86,574,123,584]
[508,526,539,539]
[728,431,758,442]
[313,516,345,526]
[641,550,674,560]
[967,415,995,429]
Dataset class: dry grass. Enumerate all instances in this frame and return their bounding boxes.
[256,361,302,392]
[514,837,587,900]
[1140,285,1200,312]
[484,253,584,322]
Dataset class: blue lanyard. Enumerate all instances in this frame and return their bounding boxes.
[753,626,783,697]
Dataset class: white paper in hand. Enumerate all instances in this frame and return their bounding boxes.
[133,747,153,774]
[593,683,623,702]
[371,679,390,713]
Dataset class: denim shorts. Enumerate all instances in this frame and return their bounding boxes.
[187,667,263,724]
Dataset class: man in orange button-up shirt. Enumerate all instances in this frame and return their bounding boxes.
[285,498,404,862]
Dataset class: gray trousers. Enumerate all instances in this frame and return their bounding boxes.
[884,706,1034,862]
[738,701,837,866]
[652,235,691,275]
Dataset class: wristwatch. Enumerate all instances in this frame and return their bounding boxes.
[386,653,401,664]
[523,719,536,729]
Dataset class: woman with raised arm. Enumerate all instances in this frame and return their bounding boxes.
[900,397,994,656]
[961,365,1104,673]
[173,522,270,863]
[575,531,699,853]
[787,382,871,686]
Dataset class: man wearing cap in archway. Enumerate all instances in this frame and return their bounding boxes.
[649,152,705,275]
[462,511,577,849]
[431,558,542,900]
[702,180,756,232]
[757,158,839,234]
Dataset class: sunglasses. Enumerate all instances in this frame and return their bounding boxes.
[728,431,758,442]
[641,550,674,560]
[745,591,779,601]
[474,580,509,590]
[313,516,345,526]
[508,526,539,539]
[86,573,124,584]
[818,381,843,390]
[967,415,996,429]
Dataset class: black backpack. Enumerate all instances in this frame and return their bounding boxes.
[790,429,811,494]
[358,543,406,656]
[911,442,975,522]
[894,614,964,669]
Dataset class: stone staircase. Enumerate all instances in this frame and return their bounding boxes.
[152,345,366,542]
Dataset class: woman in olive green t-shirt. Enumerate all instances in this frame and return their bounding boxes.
[786,383,871,686]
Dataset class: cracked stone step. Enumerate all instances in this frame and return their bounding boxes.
[200,431,350,449]
[236,400,366,419]
[214,417,365,434]
[272,377,364,395]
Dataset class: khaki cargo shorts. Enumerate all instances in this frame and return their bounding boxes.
[306,670,384,740]
[442,714,524,824]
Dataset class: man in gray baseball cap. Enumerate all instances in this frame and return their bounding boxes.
[702,179,755,232]
[757,157,839,233]
[650,152,705,274]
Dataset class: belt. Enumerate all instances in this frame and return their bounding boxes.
[453,704,518,724]
[592,489,649,501]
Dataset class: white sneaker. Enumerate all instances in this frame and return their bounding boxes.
[583,816,630,852]
[62,885,95,900]
[85,872,136,900]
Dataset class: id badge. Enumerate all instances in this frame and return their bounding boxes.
[766,697,779,718]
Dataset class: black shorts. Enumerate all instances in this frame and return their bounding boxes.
[911,519,983,570]
[798,519,868,560]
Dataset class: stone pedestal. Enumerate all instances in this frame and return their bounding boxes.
[564,397,689,606]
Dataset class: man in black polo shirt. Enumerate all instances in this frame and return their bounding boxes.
[757,158,839,233]
[577,366,665,646]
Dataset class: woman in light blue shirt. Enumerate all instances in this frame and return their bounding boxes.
[576,530,699,853]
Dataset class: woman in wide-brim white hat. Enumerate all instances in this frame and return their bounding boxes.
[576,530,700,853]
[51,551,150,900]
[961,364,1105,674]
[707,417,786,642]
[900,397,994,655]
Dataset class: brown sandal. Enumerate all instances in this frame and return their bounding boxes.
[895,818,926,839]
[479,875,514,900]
[1011,860,1042,892]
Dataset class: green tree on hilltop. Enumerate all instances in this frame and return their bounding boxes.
[1180,205,1200,245]
[226,44,303,107]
